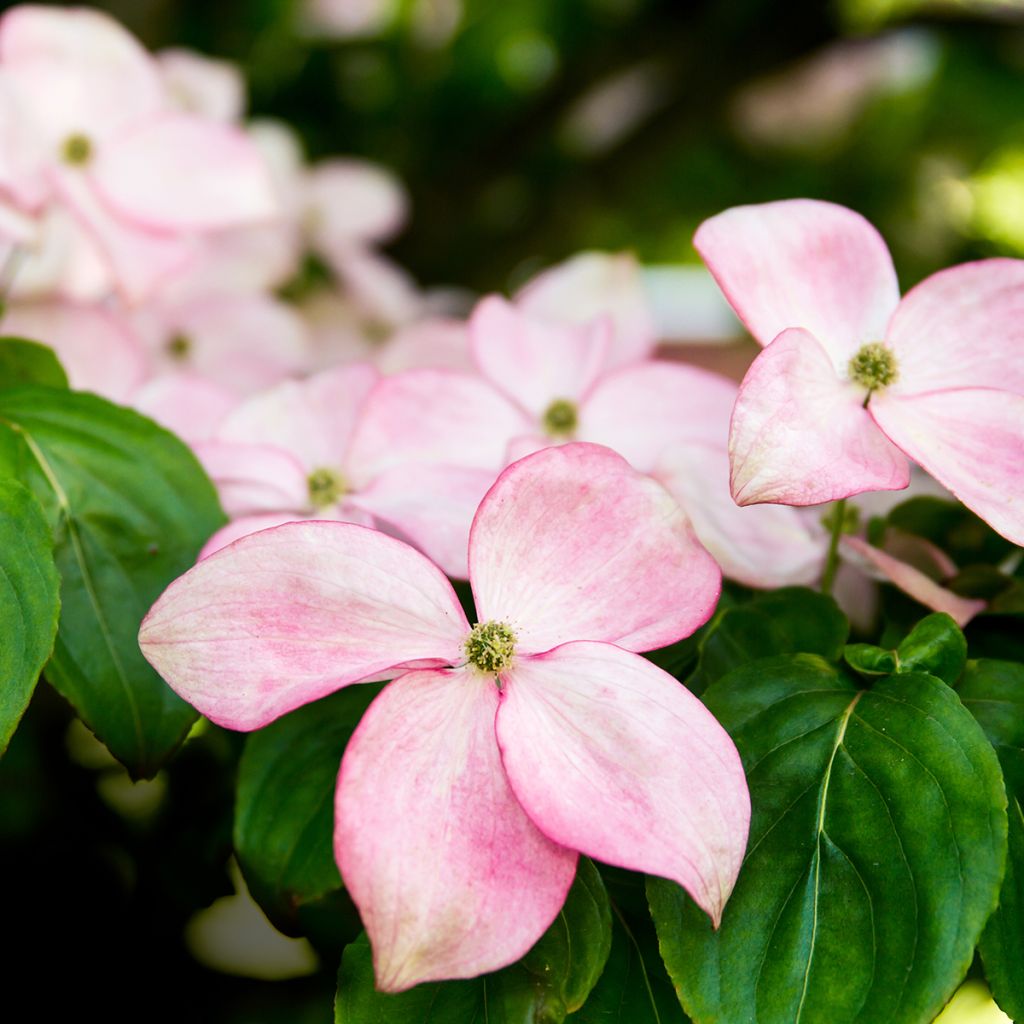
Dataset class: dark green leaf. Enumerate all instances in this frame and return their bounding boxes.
[887,496,1012,567]
[336,858,612,1024]
[843,643,897,677]
[0,338,68,390]
[0,388,225,776]
[958,659,1024,1021]
[895,613,966,684]
[687,588,848,695]
[649,655,1007,1024]
[235,684,383,935]
[0,477,60,753]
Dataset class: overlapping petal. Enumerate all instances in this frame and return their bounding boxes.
[496,642,749,925]
[139,521,469,729]
[194,441,309,517]
[695,198,900,364]
[870,387,1024,546]
[470,443,720,654]
[729,327,910,506]
[335,667,578,992]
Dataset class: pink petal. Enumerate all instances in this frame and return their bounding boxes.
[730,327,910,506]
[841,536,986,628]
[0,5,164,144]
[217,363,379,472]
[870,388,1024,546]
[194,441,310,517]
[139,521,470,730]
[469,443,721,654]
[515,251,657,368]
[157,48,245,123]
[376,317,473,374]
[335,667,577,992]
[578,360,738,471]
[350,464,496,579]
[3,300,149,402]
[92,114,277,232]
[655,441,825,588]
[694,199,900,364]
[303,158,407,248]
[496,642,749,926]
[886,258,1024,395]
[198,507,373,559]
[469,295,610,417]
[346,369,530,479]
[130,373,238,444]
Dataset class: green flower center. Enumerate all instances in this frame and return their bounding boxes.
[848,342,899,395]
[307,467,346,508]
[166,334,192,361]
[61,133,93,167]
[464,621,517,674]
[542,398,578,438]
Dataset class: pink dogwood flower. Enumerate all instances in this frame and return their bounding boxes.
[139,442,748,992]
[695,198,1024,545]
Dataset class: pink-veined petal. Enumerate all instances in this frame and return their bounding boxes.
[515,251,656,368]
[216,363,379,472]
[350,464,496,579]
[198,506,373,559]
[497,642,749,926]
[470,443,721,654]
[578,360,738,471]
[695,199,900,365]
[194,440,310,517]
[730,327,910,506]
[655,441,826,588]
[870,387,1024,546]
[335,666,577,992]
[346,368,530,479]
[92,114,277,232]
[469,295,610,417]
[886,258,1024,396]
[841,536,985,628]
[139,521,470,730]
[3,300,148,401]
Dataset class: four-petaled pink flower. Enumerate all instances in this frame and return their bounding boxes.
[696,198,1024,546]
[139,443,749,992]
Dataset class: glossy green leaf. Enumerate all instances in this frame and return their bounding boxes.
[958,659,1024,1021]
[336,858,612,1024]
[0,388,225,776]
[687,588,848,695]
[896,613,966,684]
[886,496,1012,567]
[0,477,60,754]
[649,655,1007,1024]
[235,684,383,935]
[843,642,897,677]
[0,338,68,390]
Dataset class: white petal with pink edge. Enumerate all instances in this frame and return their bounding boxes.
[885,258,1024,396]
[469,443,721,655]
[92,115,277,232]
[139,521,469,730]
[870,387,1024,547]
[730,327,910,506]
[334,667,577,992]
[469,295,611,418]
[695,199,900,365]
[194,441,310,517]
[496,641,749,926]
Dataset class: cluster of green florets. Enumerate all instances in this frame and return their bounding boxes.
[464,620,517,674]
[848,341,899,394]
[307,467,346,508]
[61,133,93,166]
[542,397,578,437]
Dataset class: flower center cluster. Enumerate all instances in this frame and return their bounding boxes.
[166,334,192,361]
[848,341,898,395]
[542,398,578,438]
[61,133,93,166]
[307,467,346,508]
[464,620,517,674]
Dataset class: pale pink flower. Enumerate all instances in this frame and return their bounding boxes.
[197,364,492,576]
[139,442,746,992]
[157,48,245,124]
[696,198,1024,545]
